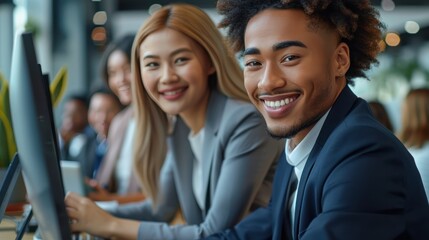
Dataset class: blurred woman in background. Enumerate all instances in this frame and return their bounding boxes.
[368,100,394,132]
[397,88,429,201]
[88,34,146,204]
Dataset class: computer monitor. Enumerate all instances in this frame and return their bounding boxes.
[0,153,21,222]
[9,31,72,239]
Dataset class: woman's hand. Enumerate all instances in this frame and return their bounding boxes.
[65,192,115,238]
[65,192,140,240]
[86,178,114,201]
[86,178,146,204]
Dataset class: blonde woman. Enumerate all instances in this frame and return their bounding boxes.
[65,4,284,239]
[398,88,429,201]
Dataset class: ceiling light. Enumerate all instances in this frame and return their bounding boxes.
[404,21,420,34]
[381,0,395,11]
[149,4,162,15]
[93,11,107,25]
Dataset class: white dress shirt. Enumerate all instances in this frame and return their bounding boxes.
[189,128,206,210]
[286,110,330,228]
[115,119,135,194]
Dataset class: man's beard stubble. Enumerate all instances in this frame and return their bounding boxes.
[265,111,325,140]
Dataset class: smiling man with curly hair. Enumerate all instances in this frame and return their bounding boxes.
[204,0,429,239]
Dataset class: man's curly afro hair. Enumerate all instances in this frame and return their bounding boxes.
[217,0,385,84]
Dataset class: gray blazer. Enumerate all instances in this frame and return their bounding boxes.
[112,90,285,239]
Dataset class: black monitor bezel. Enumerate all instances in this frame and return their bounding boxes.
[10,31,72,239]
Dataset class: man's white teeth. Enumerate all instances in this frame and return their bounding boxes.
[265,98,294,109]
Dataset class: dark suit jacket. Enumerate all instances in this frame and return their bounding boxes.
[61,127,98,179]
[72,130,98,179]
[206,86,429,240]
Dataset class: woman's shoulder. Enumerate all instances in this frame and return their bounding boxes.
[108,106,134,135]
[219,97,261,129]
[224,96,256,114]
[111,106,133,124]
[408,142,429,161]
[207,90,257,119]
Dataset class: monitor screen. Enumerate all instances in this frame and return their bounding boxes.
[9,31,72,240]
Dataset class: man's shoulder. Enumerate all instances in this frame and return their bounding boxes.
[322,99,407,156]
[336,101,393,138]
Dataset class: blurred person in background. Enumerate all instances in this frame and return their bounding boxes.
[397,88,429,201]
[59,94,92,160]
[75,87,124,180]
[87,34,146,204]
[368,100,394,131]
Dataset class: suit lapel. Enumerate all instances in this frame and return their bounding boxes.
[171,117,203,223]
[292,86,357,238]
[201,90,226,214]
[272,156,294,240]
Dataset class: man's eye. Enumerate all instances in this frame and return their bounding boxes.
[282,55,299,62]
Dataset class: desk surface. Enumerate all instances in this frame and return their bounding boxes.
[1,220,97,240]
[1,206,185,239]
[0,217,34,240]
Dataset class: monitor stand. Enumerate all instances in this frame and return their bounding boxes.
[15,205,32,240]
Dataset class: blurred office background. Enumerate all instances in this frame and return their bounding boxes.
[1,0,429,130]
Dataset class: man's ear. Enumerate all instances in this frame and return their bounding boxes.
[335,42,350,78]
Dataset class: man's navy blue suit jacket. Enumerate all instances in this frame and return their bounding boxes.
[205,86,429,240]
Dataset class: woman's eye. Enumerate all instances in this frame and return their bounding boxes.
[123,65,131,73]
[244,60,261,67]
[107,70,116,77]
[175,57,189,64]
[145,62,158,68]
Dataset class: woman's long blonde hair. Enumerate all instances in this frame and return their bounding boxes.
[397,88,429,149]
[131,3,248,204]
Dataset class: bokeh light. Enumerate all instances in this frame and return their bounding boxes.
[93,11,107,25]
[378,40,387,52]
[148,4,162,15]
[404,21,420,34]
[385,32,401,47]
[91,26,107,43]
[381,0,395,11]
